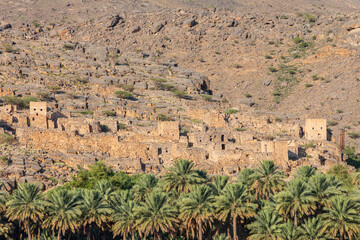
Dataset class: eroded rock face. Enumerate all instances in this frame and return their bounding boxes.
[347,28,360,46]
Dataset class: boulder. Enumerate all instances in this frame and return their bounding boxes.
[345,19,360,31]
[184,18,197,27]
[106,15,123,28]
[0,21,12,31]
[151,21,166,34]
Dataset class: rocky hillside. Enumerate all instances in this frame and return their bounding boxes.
[0,0,359,188]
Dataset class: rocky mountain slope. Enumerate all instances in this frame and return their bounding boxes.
[0,0,359,188]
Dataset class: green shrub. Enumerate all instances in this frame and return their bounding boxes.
[156,83,176,91]
[0,133,14,145]
[327,120,338,126]
[118,84,135,92]
[0,156,9,165]
[157,114,174,121]
[293,37,304,44]
[3,95,39,109]
[103,110,116,117]
[300,142,315,149]
[225,109,239,115]
[235,128,246,132]
[150,77,167,83]
[268,67,278,73]
[117,123,127,130]
[36,92,51,100]
[115,90,133,99]
[200,94,212,101]
[311,74,319,80]
[305,83,313,88]
[265,54,273,59]
[304,13,316,23]
[172,90,188,99]
[63,43,74,50]
[244,93,252,98]
[348,132,360,139]
[101,125,111,132]
[73,110,93,115]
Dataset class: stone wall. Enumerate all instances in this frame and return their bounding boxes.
[305,119,327,141]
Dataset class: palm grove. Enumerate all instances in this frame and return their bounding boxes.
[1,159,360,240]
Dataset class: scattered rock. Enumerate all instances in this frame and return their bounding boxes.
[184,18,197,27]
[0,21,12,31]
[151,21,166,34]
[107,15,124,28]
[263,79,272,86]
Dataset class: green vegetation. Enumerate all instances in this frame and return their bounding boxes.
[245,93,252,98]
[157,114,174,121]
[235,127,247,132]
[117,123,127,130]
[304,13,316,23]
[300,142,315,149]
[103,110,116,117]
[63,43,75,50]
[72,110,93,115]
[270,64,300,103]
[114,90,133,99]
[348,132,360,139]
[118,84,135,92]
[225,109,239,115]
[0,160,359,239]
[172,90,188,99]
[2,95,38,109]
[327,120,338,126]
[200,94,212,101]
[0,133,14,145]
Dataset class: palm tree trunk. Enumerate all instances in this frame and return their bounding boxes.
[26,220,32,240]
[294,212,298,226]
[198,220,203,240]
[123,233,126,240]
[233,215,237,240]
[57,229,61,240]
[87,225,91,240]
[131,230,135,240]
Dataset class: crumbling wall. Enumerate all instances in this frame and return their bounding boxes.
[157,121,179,141]
[305,119,327,141]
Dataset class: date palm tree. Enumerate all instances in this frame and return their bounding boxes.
[210,175,229,196]
[280,221,299,240]
[298,217,327,240]
[135,192,178,240]
[111,191,137,240]
[321,195,360,240]
[43,189,81,240]
[80,189,112,240]
[132,174,158,202]
[294,165,317,181]
[308,174,344,209]
[179,185,215,240]
[163,159,204,193]
[93,179,113,202]
[253,160,286,200]
[237,168,256,189]
[6,183,45,240]
[247,208,283,240]
[215,183,257,240]
[275,179,316,226]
